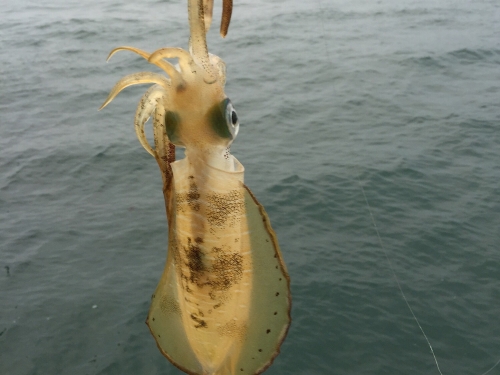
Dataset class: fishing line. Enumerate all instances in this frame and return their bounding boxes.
[358,172,500,375]
[313,2,500,374]
[481,359,500,375]
[312,0,446,372]
[356,170,443,375]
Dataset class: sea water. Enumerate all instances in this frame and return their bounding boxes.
[1,0,499,374]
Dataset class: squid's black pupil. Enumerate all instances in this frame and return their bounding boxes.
[231,110,238,125]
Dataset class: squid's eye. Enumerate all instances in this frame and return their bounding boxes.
[209,98,240,142]
[225,99,239,139]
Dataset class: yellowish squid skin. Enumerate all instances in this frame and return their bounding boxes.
[100,1,290,374]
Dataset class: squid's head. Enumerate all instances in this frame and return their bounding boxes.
[164,52,239,154]
[100,0,238,166]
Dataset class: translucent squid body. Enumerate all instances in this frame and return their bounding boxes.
[100,1,291,374]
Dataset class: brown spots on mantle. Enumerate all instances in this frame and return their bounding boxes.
[159,294,181,315]
[182,240,244,295]
[186,237,205,285]
[186,176,200,211]
[190,313,207,329]
[175,175,200,213]
[209,248,243,291]
[206,189,244,228]
[217,320,247,342]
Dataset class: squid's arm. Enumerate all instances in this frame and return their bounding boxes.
[99,72,170,110]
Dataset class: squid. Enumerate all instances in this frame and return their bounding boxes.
[100,1,291,374]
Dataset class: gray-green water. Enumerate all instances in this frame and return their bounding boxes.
[1,0,500,374]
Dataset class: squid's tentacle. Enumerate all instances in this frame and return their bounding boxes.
[152,97,166,159]
[203,0,214,32]
[107,46,184,85]
[220,0,233,37]
[152,97,173,177]
[188,0,216,83]
[99,72,170,110]
[149,48,196,77]
[134,84,168,157]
